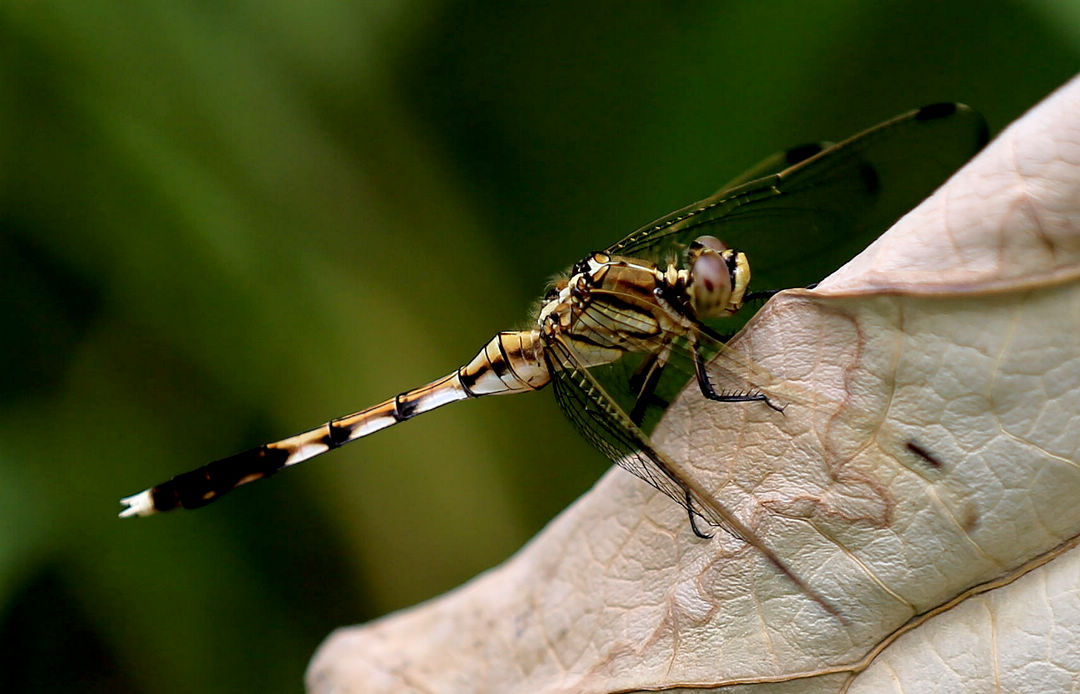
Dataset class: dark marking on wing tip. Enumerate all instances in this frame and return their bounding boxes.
[785,143,825,165]
[915,102,958,121]
[906,440,944,470]
[974,115,991,149]
[859,161,880,195]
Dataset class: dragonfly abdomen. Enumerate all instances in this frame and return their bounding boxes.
[136,444,292,513]
[119,331,551,517]
[456,330,550,396]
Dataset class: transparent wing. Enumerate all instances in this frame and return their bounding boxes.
[557,289,704,436]
[605,104,988,293]
[545,332,846,620]
[546,334,702,519]
[714,141,830,191]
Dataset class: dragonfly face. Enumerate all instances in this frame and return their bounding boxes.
[119,103,988,621]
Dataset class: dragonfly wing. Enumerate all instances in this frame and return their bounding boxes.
[714,141,830,191]
[547,335,703,520]
[546,332,846,620]
[606,104,988,293]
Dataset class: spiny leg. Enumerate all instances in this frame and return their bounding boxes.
[692,344,784,413]
[628,339,772,537]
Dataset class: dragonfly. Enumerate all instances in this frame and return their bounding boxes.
[119,103,987,620]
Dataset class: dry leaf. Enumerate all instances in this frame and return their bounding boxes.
[307,74,1080,694]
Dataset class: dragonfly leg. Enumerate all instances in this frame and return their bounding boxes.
[685,488,713,539]
[628,351,670,426]
[692,345,784,413]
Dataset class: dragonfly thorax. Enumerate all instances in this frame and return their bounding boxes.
[535,240,750,372]
[537,238,750,339]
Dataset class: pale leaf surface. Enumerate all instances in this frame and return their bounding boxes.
[307,74,1080,694]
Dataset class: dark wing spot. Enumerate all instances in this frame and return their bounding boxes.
[974,115,990,148]
[859,161,881,196]
[915,102,958,121]
[785,143,826,166]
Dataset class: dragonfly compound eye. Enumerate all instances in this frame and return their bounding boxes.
[688,236,750,319]
[688,235,728,253]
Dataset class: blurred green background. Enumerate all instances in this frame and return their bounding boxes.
[0,1,1076,692]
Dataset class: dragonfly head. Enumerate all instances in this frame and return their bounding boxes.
[686,235,750,319]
